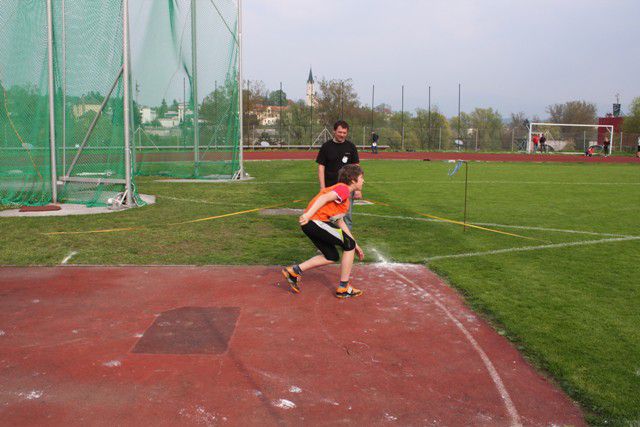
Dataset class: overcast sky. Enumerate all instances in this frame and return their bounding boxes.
[243,0,640,119]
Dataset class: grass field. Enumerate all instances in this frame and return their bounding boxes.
[1,160,639,424]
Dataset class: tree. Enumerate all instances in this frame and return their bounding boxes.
[279,100,311,144]
[622,97,640,133]
[468,108,504,150]
[242,80,268,113]
[413,107,451,150]
[316,78,360,126]
[267,89,287,107]
[157,98,168,119]
[546,100,597,124]
[508,112,528,131]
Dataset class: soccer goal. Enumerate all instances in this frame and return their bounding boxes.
[528,123,614,155]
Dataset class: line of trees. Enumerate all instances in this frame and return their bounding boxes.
[239,78,640,151]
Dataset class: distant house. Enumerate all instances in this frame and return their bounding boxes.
[141,107,157,124]
[72,103,102,118]
[158,113,180,128]
[253,104,288,126]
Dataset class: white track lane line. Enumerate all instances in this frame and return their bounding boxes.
[60,251,78,265]
[229,180,638,186]
[425,236,640,262]
[372,259,522,427]
[357,213,635,238]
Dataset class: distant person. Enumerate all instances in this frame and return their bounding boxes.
[371,131,379,154]
[603,136,610,157]
[316,120,360,229]
[282,164,365,298]
[586,146,595,157]
[539,133,547,153]
[637,136,640,158]
[532,134,540,153]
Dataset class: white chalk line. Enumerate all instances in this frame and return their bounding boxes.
[61,251,78,265]
[357,212,635,238]
[373,258,522,426]
[425,236,640,262]
[213,180,639,186]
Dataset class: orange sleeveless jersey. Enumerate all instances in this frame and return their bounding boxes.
[305,183,351,222]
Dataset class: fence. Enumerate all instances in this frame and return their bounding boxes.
[242,123,639,155]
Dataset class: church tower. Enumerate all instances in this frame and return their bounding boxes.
[305,67,316,107]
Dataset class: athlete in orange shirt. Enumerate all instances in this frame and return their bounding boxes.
[282,164,365,298]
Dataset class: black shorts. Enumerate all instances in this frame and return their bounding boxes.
[301,220,356,262]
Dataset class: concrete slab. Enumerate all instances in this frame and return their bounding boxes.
[0,194,155,218]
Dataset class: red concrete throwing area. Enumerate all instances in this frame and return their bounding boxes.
[0,265,584,426]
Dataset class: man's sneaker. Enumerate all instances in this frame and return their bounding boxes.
[335,284,363,299]
[282,267,301,293]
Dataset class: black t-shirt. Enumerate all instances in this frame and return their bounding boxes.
[315,139,359,187]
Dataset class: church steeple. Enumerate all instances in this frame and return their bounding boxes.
[305,67,316,107]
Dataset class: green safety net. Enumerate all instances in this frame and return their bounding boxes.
[132,0,241,179]
[0,0,140,207]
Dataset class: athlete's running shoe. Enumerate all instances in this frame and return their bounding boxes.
[335,284,363,299]
[282,267,301,293]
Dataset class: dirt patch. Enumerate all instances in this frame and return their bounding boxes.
[260,208,303,216]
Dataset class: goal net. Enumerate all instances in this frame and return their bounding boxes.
[528,123,614,155]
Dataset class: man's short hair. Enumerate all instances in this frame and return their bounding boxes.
[338,164,363,185]
[333,120,350,131]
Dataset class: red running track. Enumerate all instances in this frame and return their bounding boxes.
[0,265,585,426]
[245,150,640,163]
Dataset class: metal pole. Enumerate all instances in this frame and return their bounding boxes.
[401,84,404,151]
[340,81,344,120]
[310,100,313,146]
[457,83,461,140]
[427,85,431,149]
[371,84,374,132]
[439,127,441,150]
[46,0,58,203]
[191,0,200,177]
[463,162,468,231]
[511,129,514,152]
[279,81,283,143]
[122,0,133,205]
[609,126,613,155]
[62,0,66,176]
[475,130,478,151]
[620,131,623,152]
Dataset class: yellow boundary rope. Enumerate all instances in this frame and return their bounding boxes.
[368,199,542,242]
[44,200,303,236]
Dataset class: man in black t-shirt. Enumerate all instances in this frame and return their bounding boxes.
[316,120,360,228]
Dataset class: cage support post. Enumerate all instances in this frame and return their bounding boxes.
[46,0,58,203]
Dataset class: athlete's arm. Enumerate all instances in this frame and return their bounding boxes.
[318,164,326,189]
[336,218,364,260]
[299,192,338,225]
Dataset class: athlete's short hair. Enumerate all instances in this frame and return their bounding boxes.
[333,120,350,131]
[338,164,363,185]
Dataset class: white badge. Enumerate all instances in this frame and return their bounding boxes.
[342,155,348,163]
